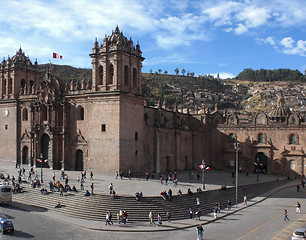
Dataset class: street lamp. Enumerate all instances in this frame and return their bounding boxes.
[40,153,43,183]
[202,159,205,190]
[234,140,240,207]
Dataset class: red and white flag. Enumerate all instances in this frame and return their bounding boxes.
[205,166,210,170]
[199,164,205,170]
[53,52,63,59]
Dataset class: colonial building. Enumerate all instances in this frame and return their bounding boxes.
[0,27,305,177]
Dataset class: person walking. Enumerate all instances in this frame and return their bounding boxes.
[105,212,111,225]
[149,211,154,225]
[90,171,93,180]
[90,182,94,194]
[109,183,113,194]
[243,195,247,205]
[213,205,218,219]
[166,211,171,222]
[297,184,300,192]
[52,171,55,181]
[196,224,204,240]
[296,202,301,214]
[157,214,162,226]
[284,209,290,221]
[227,200,232,210]
[196,197,200,206]
[189,207,193,219]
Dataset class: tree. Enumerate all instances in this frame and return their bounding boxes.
[182,68,186,76]
[164,70,168,74]
[149,69,153,74]
[174,68,179,76]
[158,69,162,74]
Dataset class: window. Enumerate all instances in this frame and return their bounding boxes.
[22,108,28,121]
[135,150,138,156]
[258,133,264,143]
[135,132,138,140]
[101,124,106,132]
[77,106,84,121]
[289,134,297,144]
[5,124,8,130]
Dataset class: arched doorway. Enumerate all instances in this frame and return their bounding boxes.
[75,150,84,171]
[22,146,29,165]
[255,152,268,174]
[41,134,51,168]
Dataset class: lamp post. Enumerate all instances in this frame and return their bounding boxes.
[234,140,240,207]
[202,159,205,190]
[40,153,43,183]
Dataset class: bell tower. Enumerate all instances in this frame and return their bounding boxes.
[0,48,39,99]
[90,26,144,95]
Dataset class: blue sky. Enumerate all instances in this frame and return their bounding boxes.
[1,0,306,79]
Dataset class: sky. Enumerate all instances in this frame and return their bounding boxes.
[1,0,306,79]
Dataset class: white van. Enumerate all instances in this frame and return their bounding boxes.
[0,182,12,204]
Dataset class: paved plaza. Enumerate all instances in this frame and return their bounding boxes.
[1,159,296,232]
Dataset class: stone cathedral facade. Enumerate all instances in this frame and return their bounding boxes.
[0,27,305,177]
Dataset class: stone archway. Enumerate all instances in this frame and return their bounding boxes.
[75,149,84,171]
[255,152,268,174]
[22,146,29,165]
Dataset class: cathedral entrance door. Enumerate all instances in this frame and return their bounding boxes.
[41,134,51,168]
[255,152,268,174]
[76,150,84,171]
[22,146,29,165]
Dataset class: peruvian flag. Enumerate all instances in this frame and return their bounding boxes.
[53,52,63,59]
[205,166,210,170]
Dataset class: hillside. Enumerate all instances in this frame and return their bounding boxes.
[38,64,306,113]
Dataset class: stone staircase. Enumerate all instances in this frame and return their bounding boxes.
[12,179,288,222]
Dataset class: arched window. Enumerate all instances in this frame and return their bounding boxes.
[289,134,297,144]
[3,78,7,94]
[108,64,113,84]
[77,105,84,121]
[229,133,235,142]
[258,133,264,143]
[133,68,137,87]
[124,65,129,85]
[29,80,34,93]
[21,79,26,89]
[98,65,103,85]
[22,108,28,121]
[8,78,12,94]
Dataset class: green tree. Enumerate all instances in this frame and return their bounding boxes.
[164,70,168,74]
[182,68,186,76]
[158,69,162,74]
[174,68,179,76]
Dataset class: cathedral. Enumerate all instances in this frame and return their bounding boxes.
[0,27,305,177]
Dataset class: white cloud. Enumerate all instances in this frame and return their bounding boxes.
[236,6,271,28]
[281,38,306,56]
[256,36,276,45]
[235,24,248,34]
[280,37,294,48]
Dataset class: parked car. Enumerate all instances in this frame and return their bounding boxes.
[292,228,306,240]
[0,215,14,234]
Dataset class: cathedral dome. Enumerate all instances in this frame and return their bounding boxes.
[269,97,290,122]
[107,26,128,45]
